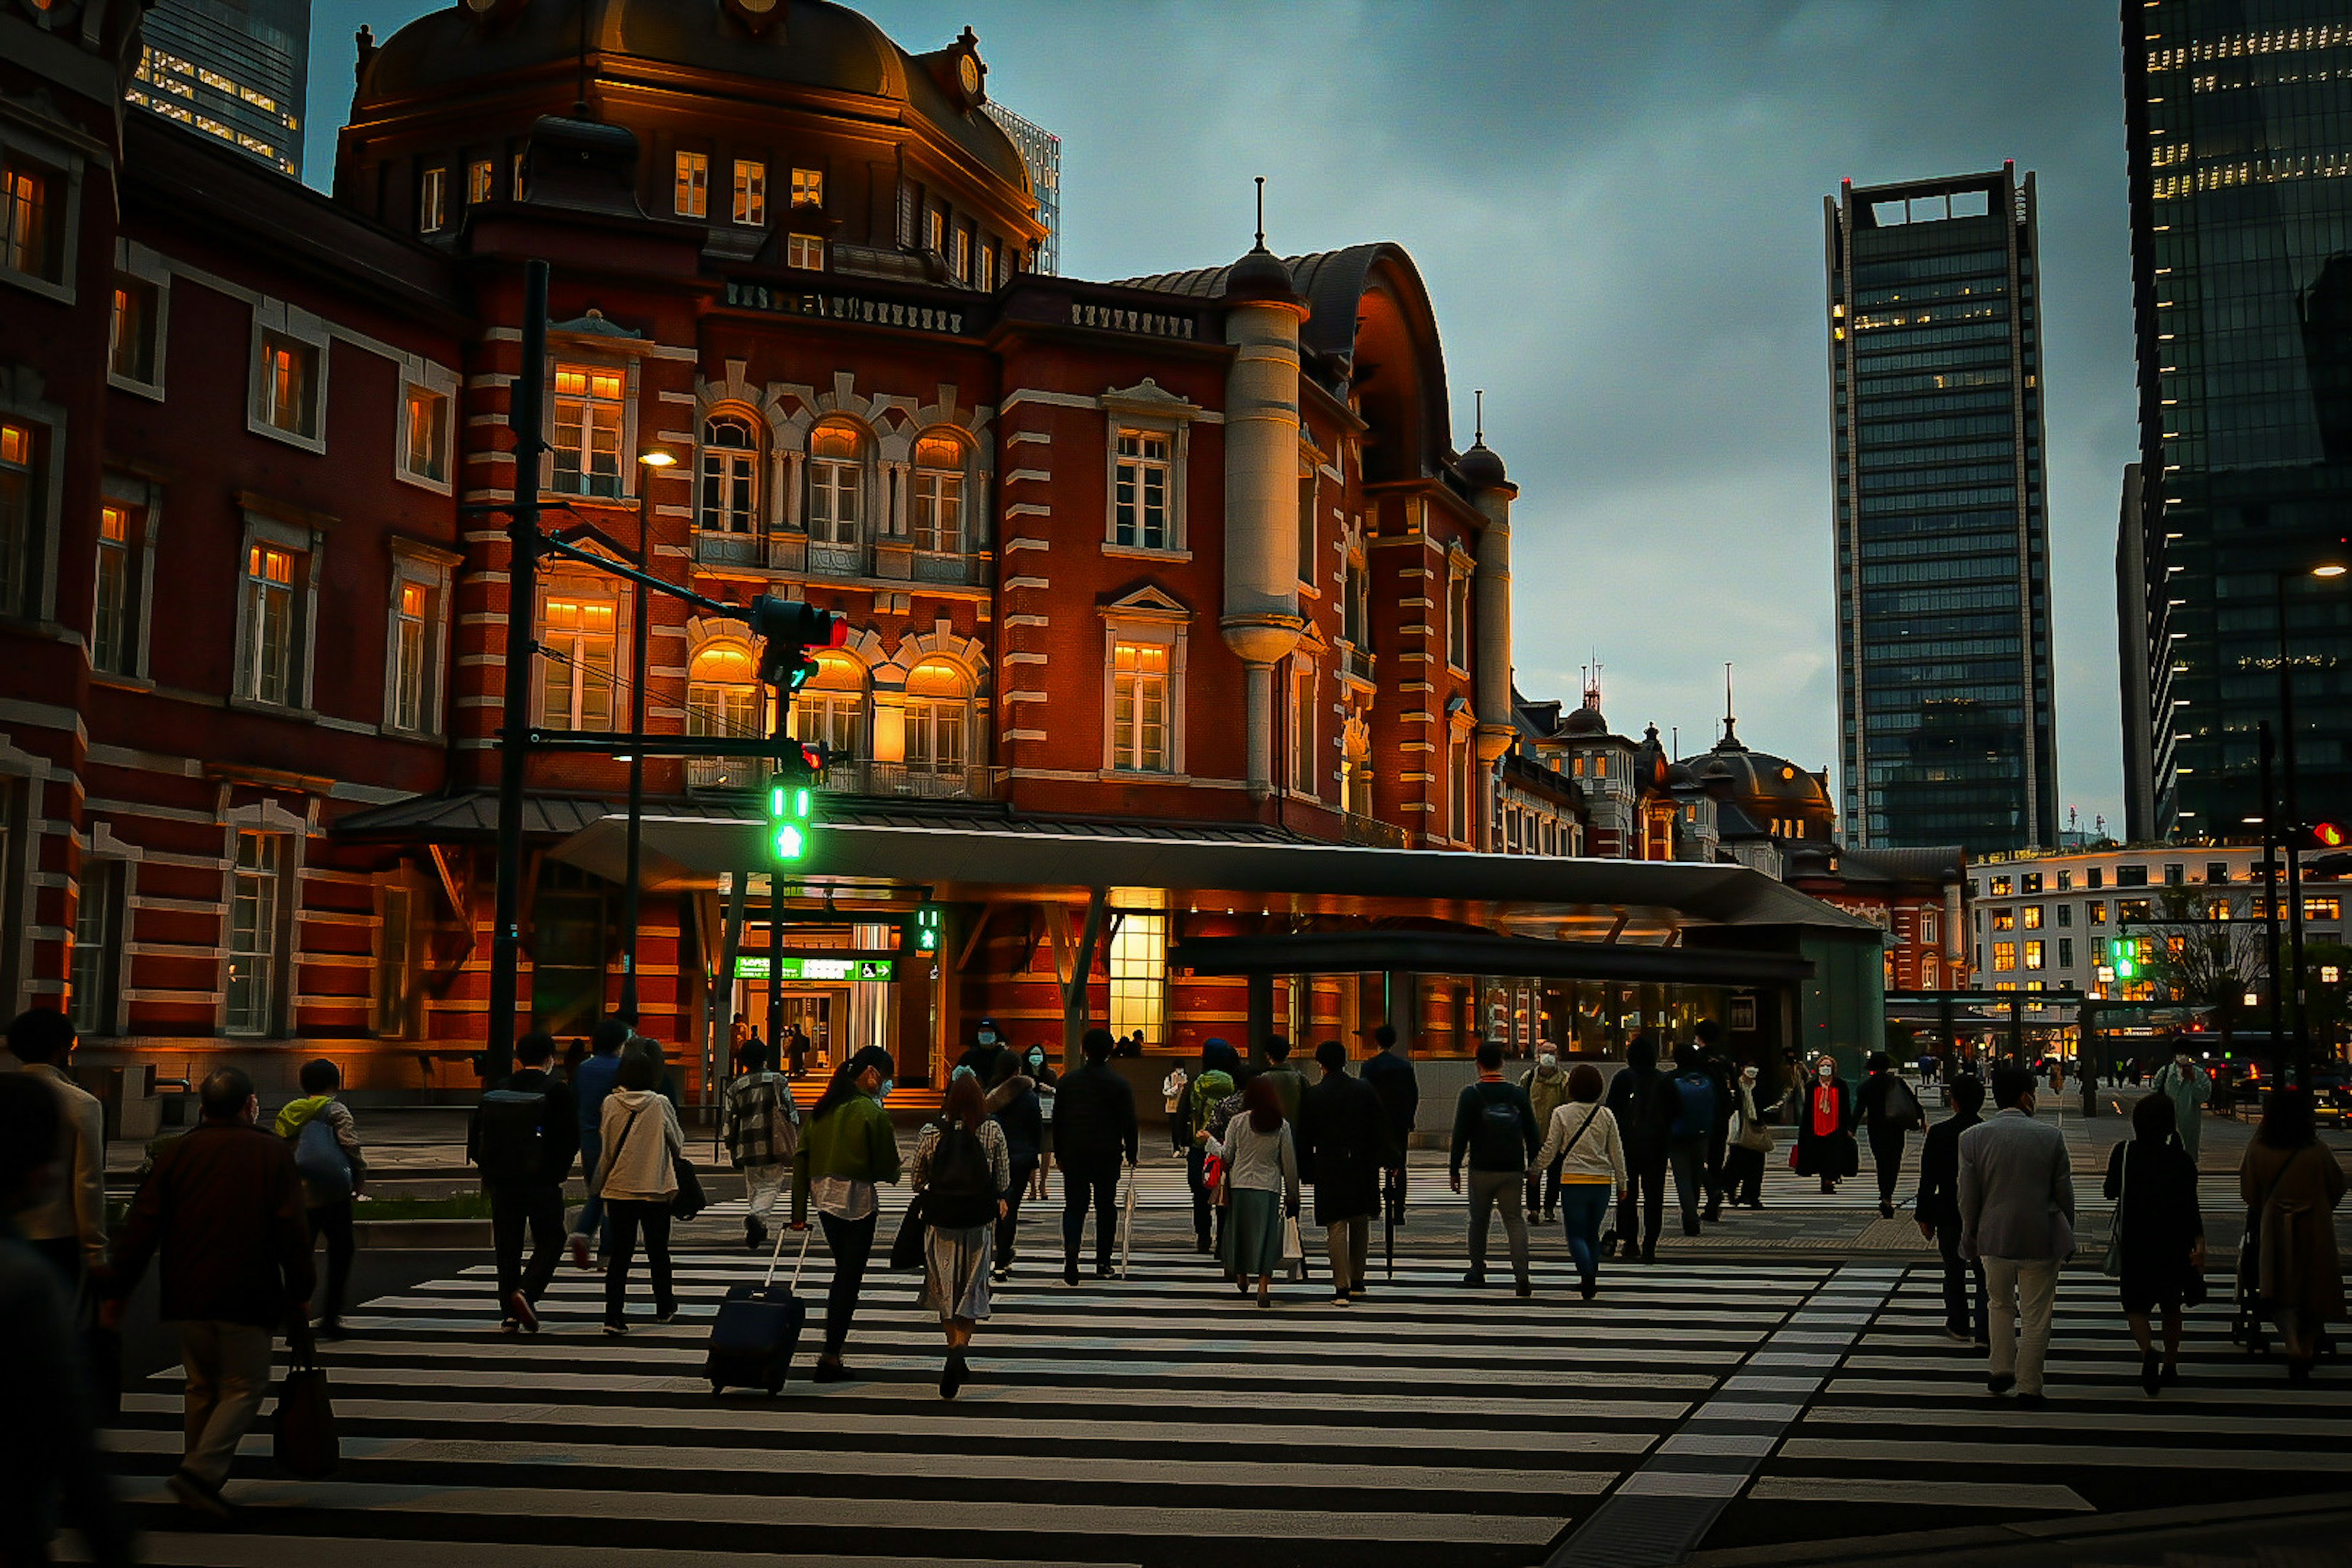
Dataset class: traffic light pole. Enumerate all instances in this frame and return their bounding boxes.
[2278,579,2312,1089]
[618,468,654,1022]
[2261,723,2286,1067]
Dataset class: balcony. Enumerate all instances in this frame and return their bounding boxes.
[1338,641,1375,686]
[687,755,1006,804]
[693,529,989,591]
[1341,812,1409,849]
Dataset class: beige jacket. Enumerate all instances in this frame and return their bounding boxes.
[17,1063,107,1267]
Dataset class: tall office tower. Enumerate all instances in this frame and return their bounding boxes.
[2117,462,2179,840]
[1825,166,2059,855]
[984,101,1060,275]
[2124,4,2352,838]
[124,0,309,178]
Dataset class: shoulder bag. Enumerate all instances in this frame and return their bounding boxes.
[273,1318,340,1479]
[2100,1147,2128,1277]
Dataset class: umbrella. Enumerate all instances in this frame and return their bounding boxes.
[1384,1166,1398,1281]
[1118,1167,1136,1279]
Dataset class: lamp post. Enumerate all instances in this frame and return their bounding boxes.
[2274,557,2348,1091]
[617,445,677,1022]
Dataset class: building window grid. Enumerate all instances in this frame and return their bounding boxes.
[391,580,430,732]
[1114,432,1169,549]
[1,421,37,617]
[374,883,413,1037]
[225,830,282,1035]
[243,544,296,704]
[1107,909,1167,1044]
[1111,641,1170,772]
[69,862,116,1035]
[418,167,445,232]
[911,434,964,554]
[92,504,132,675]
[805,423,862,544]
[786,235,825,271]
[467,159,493,204]
[733,160,766,226]
[539,594,619,729]
[674,152,708,219]
[111,279,157,383]
[552,365,625,497]
[790,168,823,207]
[699,414,758,535]
[403,385,448,483]
[259,333,315,438]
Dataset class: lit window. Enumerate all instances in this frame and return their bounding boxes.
[92,503,134,676]
[258,332,317,439]
[925,205,944,255]
[1107,902,1166,1044]
[688,642,766,790]
[911,432,963,552]
[699,413,759,535]
[786,234,824,271]
[418,167,447,232]
[402,384,449,483]
[674,151,709,218]
[790,167,823,207]
[468,159,494,203]
[1992,910,2015,931]
[2022,905,2043,929]
[512,151,527,199]
[1114,431,1169,548]
[2024,940,2045,970]
[953,225,971,284]
[789,652,862,762]
[538,594,618,728]
[2,157,57,279]
[243,543,298,704]
[226,829,285,1035]
[1993,941,2016,971]
[552,364,625,497]
[1111,641,1170,772]
[0,420,36,618]
[111,278,160,384]
[806,422,862,544]
[390,579,432,733]
[2089,900,2107,924]
[1990,876,2013,896]
[977,243,995,293]
[903,660,970,777]
[1447,571,1471,670]
[2308,897,2343,922]
[733,159,766,225]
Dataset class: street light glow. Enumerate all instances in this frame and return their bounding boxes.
[2314,562,2347,578]
[639,450,677,468]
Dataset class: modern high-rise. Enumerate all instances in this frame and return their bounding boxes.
[2122,3,2352,839]
[984,101,1060,275]
[1825,167,2060,856]
[125,0,309,178]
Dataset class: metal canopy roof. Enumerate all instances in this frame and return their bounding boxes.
[1171,930,1816,986]
[551,812,1879,938]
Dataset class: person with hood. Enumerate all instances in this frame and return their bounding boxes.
[791,1046,902,1381]
[1792,1054,1860,1196]
[1530,1062,1626,1300]
[1915,1074,1989,1345]
[957,1019,1014,1089]
[1519,1046,1572,1221]
[1295,1039,1395,1304]
[2106,1088,2204,1395]
[2152,1047,2212,1166]
[1722,1064,1774,1210]
[1856,1050,1925,1218]
[2240,1085,2346,1383]
[567,1017,631,1269]
[586,1041,684,1334]
[986,1054,1044,1281]
[1205,1076,1301,1308]
[1053,1028,1138,1286]
[274,1057,365,1338]
[1184,1039,1241,1255]
[1604,1031,1675,1263]
[910,1072,1011,1398]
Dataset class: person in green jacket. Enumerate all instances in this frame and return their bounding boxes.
[1520,1049,1571,1221]
[790,1046,901,1382]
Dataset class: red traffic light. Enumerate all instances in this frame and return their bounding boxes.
[747,597,849,689]
[2315,823,2346,849]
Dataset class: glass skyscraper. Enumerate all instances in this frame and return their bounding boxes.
[2123,3,2352,839]
[125,0,309,178]
[1826,167,2059,854]
[984,102,1060,276]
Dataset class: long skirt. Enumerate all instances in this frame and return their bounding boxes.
[924,1223,995,1322]
[1226,1188,1286,1278]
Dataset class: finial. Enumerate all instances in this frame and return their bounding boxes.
[1474,389,1485,446]
[1722,661,1737,744]
[1253,175,1266,252]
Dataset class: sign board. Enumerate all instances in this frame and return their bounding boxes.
[735,955,895,983]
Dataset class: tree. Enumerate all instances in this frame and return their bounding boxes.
[2301,940,2352,1064]
[2127,886,2271,1061]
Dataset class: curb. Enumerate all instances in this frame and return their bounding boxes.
[1688,1491,2352,1567]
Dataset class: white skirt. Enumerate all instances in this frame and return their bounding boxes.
[924,1223,995,1322]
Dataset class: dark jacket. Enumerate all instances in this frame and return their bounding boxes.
[2105,1137,2203,1294]
[110,1120,314,1326]
[1607,1052,1677,1158]
[1,1223,132,1568]
[1790,1077,1860,1178]
[573,1050,623,1134]
[1856,1070,1920,1133]
[1449,1079,1540,1175]
[1261,1064,1309,1126]
[987,1073,1044,1166]
[468,1067,579,1186]
[1359,1048,1420,1147]
[1054,1061,1138,1168]
[1295,1071,1396,1226]
[1913,1107,1981,1229]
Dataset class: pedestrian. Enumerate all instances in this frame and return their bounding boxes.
[1722,1064,1774,1210]
[957,1018,1013,1087]
[1449,1039,1539,1297]
[723,1037,800,1254]
[1022,1042,1057,1201]
[2239,1085,2346,1383]
[911,1071,1011,1398]
[469,1030,577,1332]
[1958,1066,2076,1410]
[727,1012,753,1074]
[1531,1062,1626,1300]
[104,1067,314,1518]
[1205,1076,1301,1308]
[1296,1039,1395,1305]
[1358,1022,1420,1227]
[786,1024,810,1080]
[1259,1036,1310,1125]
[790,1046,901,1382]
[2152,1049,2212,1167]
[1519,1045,1572,1221]
[567,1017,631,1269]
[1791,1053,1859,1196]
[558,1037,587,1082]
[985,1054,1044,1281]
[0,1074,135,1568]
[1914,1074,1988,1346]
[1689,1020,1736,1222]
[587,1041,684,1335]
[2106,1089,2204,1395]
[1161,1061,1190,1156]
[1856,1050,1924,1218]
[1183,1039,1240,1255]
[1605,1031,1675,1263]
[275,1057,365,1337]
[1664,1044,1719,1237]
[4,1008,107,1293]
[1052,1028,1137,1286]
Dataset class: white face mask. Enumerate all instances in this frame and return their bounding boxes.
[1028,1050,1046,1068]
[978,1031,997,1046]
[1817,1063,1835,1081]
[1539,1052,1558,1069]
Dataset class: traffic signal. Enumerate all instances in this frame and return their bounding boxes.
[2294,820,2346,851]
[747,596,849,692]
[903,905,941,956]
[2113,942,2138,981]
[765,778,813,864]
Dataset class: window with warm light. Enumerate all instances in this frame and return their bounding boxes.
[952,225,971,284]
[699,414,758,535]
[1114,431,1169,549]
[92,503,134,676]
[1107,901,1167,1044]
[733,159,766,226]
[2022,905,2043,929]
[790,652,863,761]
[0,420,36,618]
[674,151,709,218]
[418,167,446,232]
[226,829,285,1035]
[552,365,625,497]
[468,159,494,204]
[1994,941,2017,970]
[243,543,297,704]
[403,384,449,483]
[391,579,431,732]
[1992,909,2015,931]
[786,234,824,271]
[1111,641,1170,772]
[111,278,159,384]
[2024,940,2045,970]
[538,594,619,728]
[925,205,944,255]
[976,243,995,293]
[2,157,57,279]
[806,422,862,544]
[904,660,970,777]
[258,333,317,439]
[688,641,765,787]
[791,167,823,207]
[911,432,963,552]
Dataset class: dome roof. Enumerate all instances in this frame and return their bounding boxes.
[356,0,1030,192]
[1222,243,1305,306]
[1458,439,1507,489]
[1678,736,1831,810]
[1561,702,1608,737]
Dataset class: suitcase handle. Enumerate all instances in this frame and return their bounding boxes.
[775,1223,813,1291]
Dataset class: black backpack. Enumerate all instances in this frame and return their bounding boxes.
[1470,1086,1528,1167]
[925,1120,998,1229]
[476,1087,551,1184]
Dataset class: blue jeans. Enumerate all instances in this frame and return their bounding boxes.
[1559,1184,1612,1286]
[571,1124,606,1247]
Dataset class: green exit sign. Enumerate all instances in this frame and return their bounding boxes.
[736,954,895,983]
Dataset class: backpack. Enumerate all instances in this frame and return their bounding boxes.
[1881,1074,1923,1130]
[476,1087,551,1185]
[293,1115,354,1200]
[723,1075,799,1166]
[1469,1086,1528,1168]
[1189,1069,1235,1133]
[925,1119,998,1229]
[1670,1071,1717,1141]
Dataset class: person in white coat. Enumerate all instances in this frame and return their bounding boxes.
[1530,1063,1626,1300]
[5,1008,107,1294]
[587,1043,685,1334]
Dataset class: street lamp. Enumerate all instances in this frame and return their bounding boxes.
[617,446,677,1021]
[2271,552,2349,1091]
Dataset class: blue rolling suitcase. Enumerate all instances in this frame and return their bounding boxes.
[707,1224,809,1396]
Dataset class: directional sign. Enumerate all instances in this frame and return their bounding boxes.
[735,955,895,982]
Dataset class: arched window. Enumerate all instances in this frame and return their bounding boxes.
[807,421,862,545]
[911,431,965,553]
[687,641,763,790]
[903,658,970,778]
[789,651,864,763]
[699,413,759,535]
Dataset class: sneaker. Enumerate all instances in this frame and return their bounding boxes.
[1462,1271,1488,1287]
[1940,1326,1972,1345]
[167,1468,235,1521]
[569,1234,591,1269]
[813,1359,851,1384]
[507,1291,540,1335]
[1987,1372,2016,1396]
[602,1320,628,1336]
[1062,1266,1080,1287]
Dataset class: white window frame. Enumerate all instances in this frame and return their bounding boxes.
[418,165,447,232]
[786,233,825,271]
[1107,899,1167,1044]
[232,510,322,711]
[976,243,995,293]
[805,420,867,546]
[222,818,297,1038]
[902,660,972,777]
[550,359,630,499]
[383,540,456,737]
[911,431,966,555]
[0,128,82,304]
[0,410,58,625]
[107,241,172,399]
[69,858,124,1038]
[92,472,159,678]
[1099,383,1201,559]
[536,575,624,729]
[1100,603,1188,778]
[698,412,761,535]
[92,499,135,678]
[396,354,459,494]
[1446,565,1471,673]
[1290,659,1317,798]
[467,158,494,205]
[790,167,823,208]
[674,151,709,219]
[733,159,767,226]
[246,298,330,454]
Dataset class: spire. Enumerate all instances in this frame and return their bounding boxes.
[1253,175,1267,252]
[1474,388,1485,446]
[1722,661,1737,745]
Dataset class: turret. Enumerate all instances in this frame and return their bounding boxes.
[1463,400,1517,846]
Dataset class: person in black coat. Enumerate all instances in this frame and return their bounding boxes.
[1357,1023,1419,1226]
[1913,1074,1987,1345]
[984,1060,1042,1283]
[1052,1029,1137,1286]
[1605,1031,1676,1263]
[1295,1039,1399,1303]
[1789,1055,1858,1194]
[1690,1020,1736,1223]
[2106,1088,2205,1395]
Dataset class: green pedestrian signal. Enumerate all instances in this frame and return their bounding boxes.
[2113,944,2137,981]
[767,781,813,864]
[904,905,941,955]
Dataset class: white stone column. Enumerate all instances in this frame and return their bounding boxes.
[1470,474,1518,848]
[1219,292,1310,799]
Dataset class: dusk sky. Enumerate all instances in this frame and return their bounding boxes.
[304,0,2138,836]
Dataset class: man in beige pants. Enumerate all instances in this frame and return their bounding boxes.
[1957,1066,2076,1409]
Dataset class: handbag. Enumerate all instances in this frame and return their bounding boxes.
[670,1154,706,1221]
[890,1191,929,1272]
[2100,1148,2128,1277]
[1280,1213,1304,1264]
[273,1320,340,1479]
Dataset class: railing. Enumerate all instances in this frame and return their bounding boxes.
[687,755,1006,803]
[1338,641,1375,685]
[693,529,989,589]
[1341,813,1409,849]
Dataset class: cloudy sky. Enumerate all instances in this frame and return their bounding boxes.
[304,0,2138,836]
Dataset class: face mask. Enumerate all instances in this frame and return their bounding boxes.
[978,1031,997,1046]
[875,1079,894,1102]
[1028,1050,1046,1068]
[1817,1064,1835,1080]
[1539,1052,1558,1069]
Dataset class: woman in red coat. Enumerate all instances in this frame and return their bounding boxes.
[1789,1055,1858,1195]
